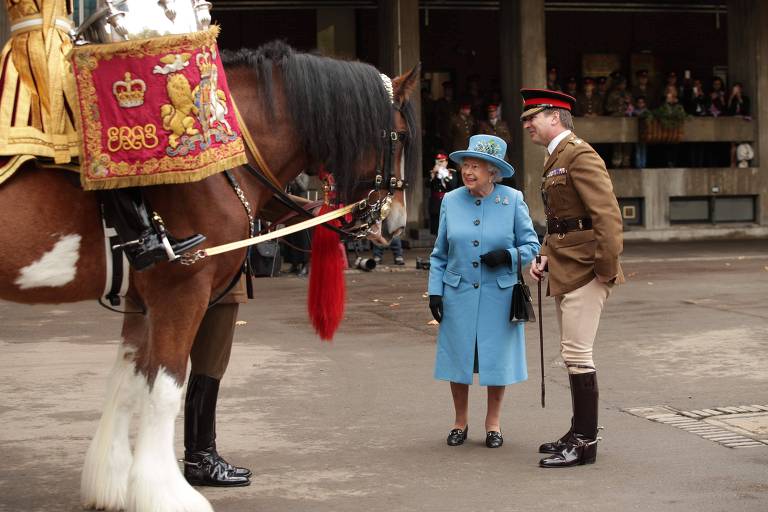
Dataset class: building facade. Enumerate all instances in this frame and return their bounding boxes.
[2,0,766,240]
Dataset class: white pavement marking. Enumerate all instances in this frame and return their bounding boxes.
[15,233,81,289]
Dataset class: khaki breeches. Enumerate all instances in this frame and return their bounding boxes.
[189,303,239,380]
[555,278,612,374]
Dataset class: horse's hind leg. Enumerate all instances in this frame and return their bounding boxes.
[81,328,145,511]
[127,295,212,512]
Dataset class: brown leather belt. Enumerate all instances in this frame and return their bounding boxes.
[547,217,593,235]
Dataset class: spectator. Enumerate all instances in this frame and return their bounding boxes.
[662,71,680,105]
[726,82,750,117]
[448,101,476,154]
[428,152,459,235]
[547,66,562,91]
[564,76,578,98]
[685,78,709,116]
[466,75,485,120]
[477,104,512,148]
[574,77,603,117]
[660,86,686,167]
[605,73,633,167]
[631,70,655,108]
[596,76,609,107]
[708,77,726,117]
[434,81,456,150]
[631,96,649,169]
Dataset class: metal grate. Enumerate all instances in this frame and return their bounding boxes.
[624,405,768,448]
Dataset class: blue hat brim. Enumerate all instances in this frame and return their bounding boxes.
[449,151,515,178]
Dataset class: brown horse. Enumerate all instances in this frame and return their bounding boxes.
[0,41,419,512]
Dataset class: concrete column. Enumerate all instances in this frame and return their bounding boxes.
[500,0,547,228]
[728,0,768,224]
[317,8,356,59]
[378,0,424,231]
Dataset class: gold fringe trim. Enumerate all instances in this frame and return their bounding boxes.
[81,152,246,191]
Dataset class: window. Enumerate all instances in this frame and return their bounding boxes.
[618,198,644,226]
[669,196,756,224]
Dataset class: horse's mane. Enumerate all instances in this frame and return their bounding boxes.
[222,41,416,200]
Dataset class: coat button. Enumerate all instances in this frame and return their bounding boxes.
[472,261,479,268]
[473,240,479,246]
[473,282,479,289]
[474,219,480,226]
[475,199,481,205]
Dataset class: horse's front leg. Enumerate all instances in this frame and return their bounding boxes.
[81,326,145,511]
[127,287,212,512]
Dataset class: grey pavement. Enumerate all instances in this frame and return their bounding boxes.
[1,239,767,512]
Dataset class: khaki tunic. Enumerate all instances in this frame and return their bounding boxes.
[448,113,475,154]
[539,133,624,296]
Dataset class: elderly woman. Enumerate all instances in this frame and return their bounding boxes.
[428,134,540,448]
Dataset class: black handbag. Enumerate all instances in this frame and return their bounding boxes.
[510,249,536,323]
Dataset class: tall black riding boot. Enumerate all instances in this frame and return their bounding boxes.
[100,188,205,271]
[540,372,599,468]
[183,374,251,486]
[539,377,575,454]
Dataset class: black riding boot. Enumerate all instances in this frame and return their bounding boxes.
[540,372,599,468]
[100,188,205,271]
[539,376,576,454]
[183,374,251,486]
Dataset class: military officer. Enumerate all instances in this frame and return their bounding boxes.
[477,104,512,146]
[448,101,476,154]
[519,88,624,468]
[574,78,603,117]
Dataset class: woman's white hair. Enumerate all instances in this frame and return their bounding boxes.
[487,165,504,183]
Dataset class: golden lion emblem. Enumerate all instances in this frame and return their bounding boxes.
[159,73,199,149]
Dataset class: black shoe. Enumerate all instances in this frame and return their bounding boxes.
[447,426,468,446]
[539,434,598,468]
[485,431,503,448]
[215,451,252,479]
[183,449,251,487]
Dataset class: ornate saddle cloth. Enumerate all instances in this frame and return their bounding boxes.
[69,26,247,190]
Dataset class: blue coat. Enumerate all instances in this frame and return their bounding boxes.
[428,185,540,386]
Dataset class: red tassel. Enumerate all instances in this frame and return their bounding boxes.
[308,204,346,341]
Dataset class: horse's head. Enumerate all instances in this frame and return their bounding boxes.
[364,65,420,247]
[220,43,419,244]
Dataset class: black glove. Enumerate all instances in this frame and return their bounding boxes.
[429,295,443,323]
[479,249,511,268]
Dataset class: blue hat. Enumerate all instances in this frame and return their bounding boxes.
[449,134,515,177]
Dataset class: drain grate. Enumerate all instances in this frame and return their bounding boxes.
[624,404,768,448]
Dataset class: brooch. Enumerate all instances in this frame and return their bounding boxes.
[494,195,500,204]
[502,196,509,205]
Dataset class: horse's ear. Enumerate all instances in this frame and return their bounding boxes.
[392,63,421,103]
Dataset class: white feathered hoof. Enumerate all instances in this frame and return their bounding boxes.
[126,368,213,512]
[81,345,141,511]
[81,435,132,511]
[126,469,213,512]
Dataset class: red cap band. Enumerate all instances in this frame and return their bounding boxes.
[524,97,572,110]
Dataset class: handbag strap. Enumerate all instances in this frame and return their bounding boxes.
[516,248,524,284]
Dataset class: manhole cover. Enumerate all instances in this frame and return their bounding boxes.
[624,404,768,448]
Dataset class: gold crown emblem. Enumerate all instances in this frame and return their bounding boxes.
[112,72,146,108]
[196,51,213,78]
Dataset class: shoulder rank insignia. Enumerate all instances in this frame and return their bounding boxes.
[546,167,568,178]
[569,137,583,145]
